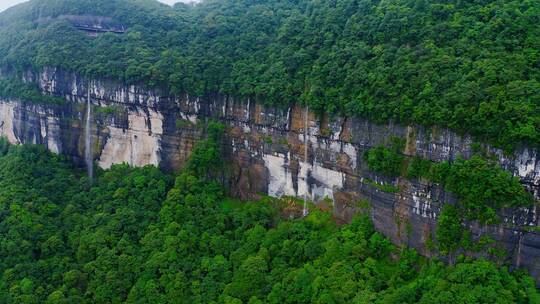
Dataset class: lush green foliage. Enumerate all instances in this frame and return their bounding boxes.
[363,138,405,178]
[406,156,432,180]
[429,155,535,256]
[403,154,534,224]
[365,141,534,225]
[184,121,226,180]
[364,141,535,255]
[0,77,64,104]
[364,178,400,193]
[436,205,470,255]
[432,156,533,224]
[0,140,537,303]
[0,0,539,149]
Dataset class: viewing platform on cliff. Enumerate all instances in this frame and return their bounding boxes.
[73,23,126,35]
[38,15,126,36]
[65,15,126,36]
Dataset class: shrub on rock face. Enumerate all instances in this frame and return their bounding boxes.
[436,205,467,255]
[437,155,533,223]
[364,138,405,178]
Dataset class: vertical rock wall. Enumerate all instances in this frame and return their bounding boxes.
[0,67,539,283]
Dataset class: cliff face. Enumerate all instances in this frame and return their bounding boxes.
[1,67,540,281]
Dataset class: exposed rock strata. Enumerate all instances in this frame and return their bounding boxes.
[1,67,539,283]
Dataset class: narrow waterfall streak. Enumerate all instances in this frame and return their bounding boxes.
[303,105,309,217]
[85,82,93,183]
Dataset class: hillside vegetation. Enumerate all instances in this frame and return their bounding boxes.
[0,0,539,150]
[0,131,538,303]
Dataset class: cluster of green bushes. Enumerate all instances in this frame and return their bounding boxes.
[432,156,533,223]
[0,78,64,104]
[94,105,122,115]
[363,138,405,178]
[364,141,536,257]
[364,178,400,193]
[0,0,539,150]
[408,155,533,225]
[0,133,537,303]
[364,143,533,222]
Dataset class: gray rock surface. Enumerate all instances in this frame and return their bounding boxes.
[1,67,539,284]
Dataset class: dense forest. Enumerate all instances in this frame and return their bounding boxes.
[0,1,539,302]
[0,0,539,150]
[0,129,538,303]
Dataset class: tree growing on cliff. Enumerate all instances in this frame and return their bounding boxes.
[436,205,467,259]
[363,138,405,178]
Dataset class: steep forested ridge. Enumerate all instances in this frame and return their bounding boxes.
[0,1,540,301]
[0,0,539,150]
[0,133,538,303]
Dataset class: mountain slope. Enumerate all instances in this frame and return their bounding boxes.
[0,0,539,149]
[0,139,538,303]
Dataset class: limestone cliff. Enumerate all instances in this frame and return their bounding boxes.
[1,67,539,282]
